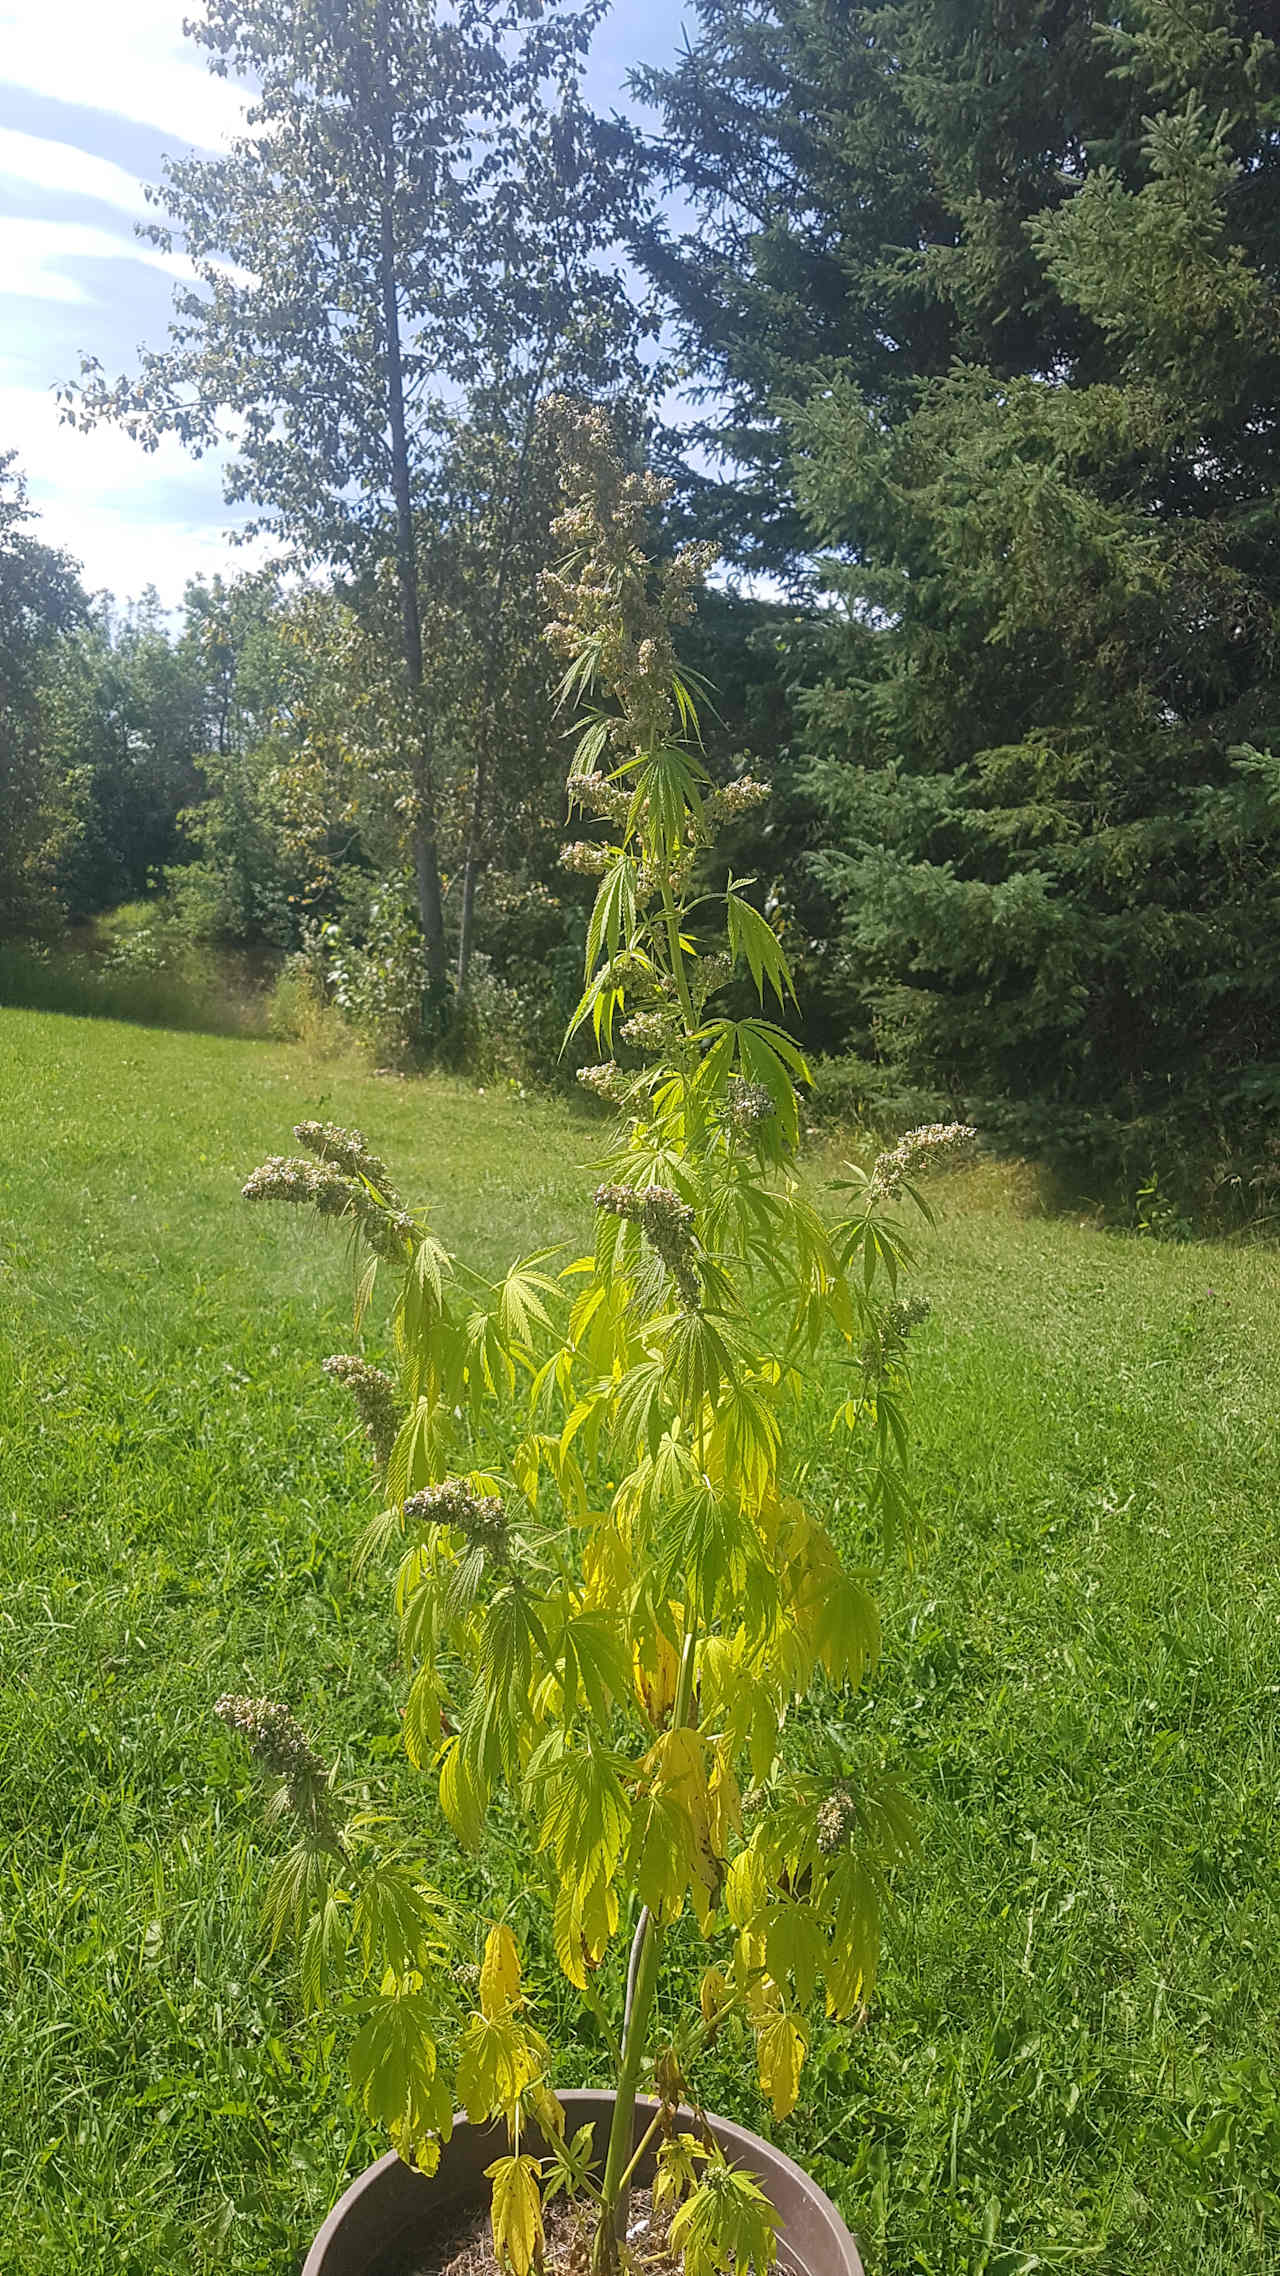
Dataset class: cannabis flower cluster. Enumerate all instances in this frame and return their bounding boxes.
[816,1788,858,1855]
[576,1062,633,1103]
[214,1695,339,1847]
[322,1354,401,1469]
[538,395,716,757]
[707,777,770,823]
[595,1181,701,1309]
[861,1293,932,1381]
[568,771,632,824]
[242,1120,416,1260]
[292,1120,400,1202]
[403,1481,509,1561]
[560,840,612,879]
[620,1008,677,1054]
[869,1123,977,1201]
[727,1082,777,1136]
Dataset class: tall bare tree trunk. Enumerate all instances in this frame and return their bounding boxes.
[377,109,447,999]
[454,557,503,998]
[454,355,552,996]
[455,764,483,993]
[454,677,495,995]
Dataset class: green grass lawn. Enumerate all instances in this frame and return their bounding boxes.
[2,1006,1278,2276]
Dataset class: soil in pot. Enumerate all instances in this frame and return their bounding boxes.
[376,2189,682,2276]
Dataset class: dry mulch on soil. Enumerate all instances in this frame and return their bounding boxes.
[379,2188,684,2276]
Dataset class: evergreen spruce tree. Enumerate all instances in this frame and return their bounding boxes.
[643,2,1280,1203]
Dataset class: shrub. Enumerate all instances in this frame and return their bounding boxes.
[0,930,265,1036]
[803,1051,882,1133]
[266,948,349,1055]
[319,899,429,1064]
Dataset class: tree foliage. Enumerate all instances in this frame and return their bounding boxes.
[39,592,212,918]
[643,0,1280,1199]
[0,453,86,932]
[166,573,314,944]
[63,0,651,997]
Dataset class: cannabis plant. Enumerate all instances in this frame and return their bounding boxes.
[222,406,972,2276]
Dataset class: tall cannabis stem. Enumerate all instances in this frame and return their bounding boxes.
[595,1627,698,2270]
[659,868,698,1039]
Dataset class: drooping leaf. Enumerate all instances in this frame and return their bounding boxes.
[350,1991,450,2144]
[458,2013,546,2125]
[726,878,796,1006]
[763,1902,825,2008]
[479,1921,522,2019]
[439,1734,486,1848]
[484,2153,545,2276]
[753,2010,807,2120]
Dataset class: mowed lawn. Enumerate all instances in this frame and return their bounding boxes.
[2,1006,1278,2276]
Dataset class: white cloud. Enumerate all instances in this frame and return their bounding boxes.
[0,6,259,605]
[66,506,278,608]
[0,213,213,303]
[1,382,274,603]
[0,126,152,216]
[4,378,198,484]
[0,0,246,148]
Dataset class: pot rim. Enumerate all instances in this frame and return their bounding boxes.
[303,2091,863,2276]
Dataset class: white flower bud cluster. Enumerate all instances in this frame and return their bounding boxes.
[619,1008,674,1053]
[242,1154,343,1209]
[576,1062,632,1103]
[606,948,664,1002]
[538,397,716,757]
[569,772,631,823]
[403,1481,508,1560]
[707,777,770,824]
[869,1123,977,1200]
[861,1293,932,1380]
[560,840,612,878]
[242,1155,416,1261]
[594,1181,644,1221]
[216,1694,324,1781]
[215,1694,338,1845]
[693,953,733,1008]
[816,1787,857,1854]
[322,1354,401,1469]
[294,1120,399,1202]
[886,1295,931,1340]
[596,1182,701,1308]
[727,1082,777,1135]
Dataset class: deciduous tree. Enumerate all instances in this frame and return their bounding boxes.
[0,453,86,932]
[64,0,650,1002]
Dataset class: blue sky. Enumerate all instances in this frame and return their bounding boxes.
[0,0,693,606]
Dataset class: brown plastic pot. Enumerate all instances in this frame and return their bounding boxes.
[301,2091,864,2276]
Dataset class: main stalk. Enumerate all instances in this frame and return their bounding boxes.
[592,1627,698,2272]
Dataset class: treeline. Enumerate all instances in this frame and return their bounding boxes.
[5,0,1280,1217]
[1,476,291,935]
